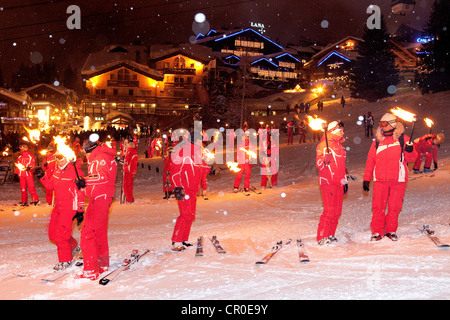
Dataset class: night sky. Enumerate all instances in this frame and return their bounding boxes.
[0,0,432,83]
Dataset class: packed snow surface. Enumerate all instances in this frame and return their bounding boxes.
[0,89,449,300]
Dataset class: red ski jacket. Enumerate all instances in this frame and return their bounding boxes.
[414,134,438,162]
[86,145,117,199]
[237,138,256,165]
[15,151,35,177]
[40,159,85,211]
[316,133,347,186]
[363,124,417,183]
[124,147,138,175]
[43,151,56,178]
[170,141,209,194]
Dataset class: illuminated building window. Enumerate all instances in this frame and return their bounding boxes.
[174,57,186,69]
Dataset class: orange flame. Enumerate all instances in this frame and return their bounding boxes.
[15,162,26,171]
[226,162,241,173]
[53,136,76,162]
[23,125,41,143]
[390,107,417,122]
[424,118,434,128]
[239,147,257,160]
[203,148,215,161]
[307,115,327,131]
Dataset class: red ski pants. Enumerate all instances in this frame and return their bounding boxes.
[48,205,78,263]
[234,163,252,189]
[46,189,53,205]
[19,175,39,204]
[371,181,406,235]
[172,192,197,243]
[317,183,343,241]
[299,133,306,143]
[287,132,293,144]
[81,195,111,273]
[123,172,135,203]
[261,173,278,187]
[413,152,432,170]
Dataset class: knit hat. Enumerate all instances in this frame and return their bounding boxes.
[380,113,397,128]
[83,133,99,153]
[327,121,344,135]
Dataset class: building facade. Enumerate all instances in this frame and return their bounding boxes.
[81,44,210,126]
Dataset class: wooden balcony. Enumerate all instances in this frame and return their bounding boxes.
[162,68,196,75]
[107,80,140,87]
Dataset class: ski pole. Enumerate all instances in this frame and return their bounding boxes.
[409,116,417,143]
[322,122,330,153]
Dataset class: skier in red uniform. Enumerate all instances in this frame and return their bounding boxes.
[35,153,85,270]
[233,134,256,193]
[298,121,307,143]
[363,113,417,241]
[162,146,174,199]
[261,128,279,188]
[170,131,209,251]
[316,121,347,245]
[122,141,138,203]
[78,134,117,280]
[72,137,82,159]
[287,120,294,145]
[15,144,39,206]
[412,133,445,173]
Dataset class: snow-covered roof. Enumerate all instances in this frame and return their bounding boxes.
[81,44,158,77]
[82,59,163,81]
[310,36,363,61]
[149,43,213,64]
[0,88,31,106]
[24,83,78,99]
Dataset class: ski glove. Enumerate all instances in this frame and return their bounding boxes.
[404,142,414,153]
[323,153,333,165]
[363,181,370,192]
[72,210,84,226]
[34,166,45,179]
[75,177,86,190]
[343,183,348,195]
[173,187,185,200]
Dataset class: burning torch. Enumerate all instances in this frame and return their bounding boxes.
[53,135,83,185]
[226,162,241,173]
[390,107,417,152]
[390,107,417,140]
[424,118,434,134]
[307,115,328,152]
[23,125,41,166]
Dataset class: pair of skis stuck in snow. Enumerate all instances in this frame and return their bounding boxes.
[195,235,227,257]
[419,225,449,248]
[256,239,310,265]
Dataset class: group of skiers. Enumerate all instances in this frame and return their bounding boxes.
[13,110,445,277]
[315,112,445,245]
[15,134,139,279]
